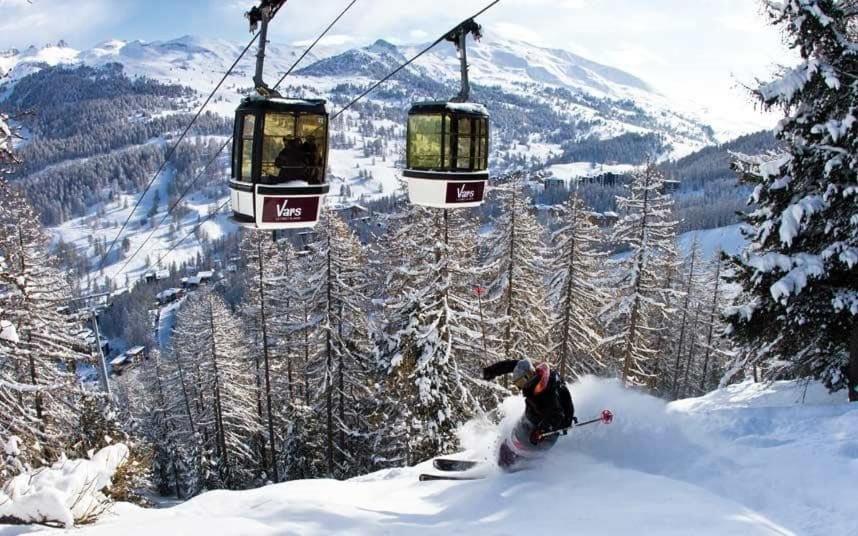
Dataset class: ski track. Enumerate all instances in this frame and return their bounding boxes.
[2,377,854,535]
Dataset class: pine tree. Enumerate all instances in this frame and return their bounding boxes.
[547,188,607,378]
[169,290,261,489]
[296,211,373,478]
[601,164,679,386]
[725,1,858,401]
[0,181,88,465]
[374,205,482,465]
[484,172,551,366]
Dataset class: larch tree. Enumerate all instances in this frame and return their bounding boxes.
[238,229,292,482]
[669,237,705,398]
[547,188,608,378]
[601,164,679,386]
[483,172,551,366]
[374,204,481,465]
[170,290,261,489]
[724,0,858,401]
[0,181,87,465]
[293,211,373,479]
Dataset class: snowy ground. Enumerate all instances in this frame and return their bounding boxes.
[2,377,854,535]
[678,224,746,259]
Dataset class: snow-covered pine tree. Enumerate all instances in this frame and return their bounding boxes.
[297,211,373,479]
[374,204,481,465]
[483,172,551,366]
[601,164,679,386]
[169,290,261,489]
[547,188,608,378]
[238,230,292,482]
[725,0,858,401]
[0,181,87,465]
[648,244,682,393]
[668,237,705,398]
[135,349,187,498]
[0,109,17,172]
[698,251,729,393]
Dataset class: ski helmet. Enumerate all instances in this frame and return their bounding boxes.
[512,359,537,390]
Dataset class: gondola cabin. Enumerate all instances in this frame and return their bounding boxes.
[404,102,489,209]
[230,97,330,229]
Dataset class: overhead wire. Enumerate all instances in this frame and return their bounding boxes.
[98,1,297,270]
[331,0,501,120]
[121,0,503,278]
[98,32,260,270]
[113,0,360,278]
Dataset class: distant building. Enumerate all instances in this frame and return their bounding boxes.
[662,179,681,193]
[110,346,146,375]
[590,211,620,228]
[156,288,184,305]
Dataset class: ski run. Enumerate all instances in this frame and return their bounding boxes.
[2,377,855,536]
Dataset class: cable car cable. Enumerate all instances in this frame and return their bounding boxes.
[112,0,360,278]
[151,200,231,270]
[98,32,261,270]
[272,0,359,90]
[330,0,501,120]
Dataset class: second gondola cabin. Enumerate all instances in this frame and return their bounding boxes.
[403,102,489,209]
[230,97,330,229]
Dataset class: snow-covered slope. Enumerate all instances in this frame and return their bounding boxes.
[4,377,853,535]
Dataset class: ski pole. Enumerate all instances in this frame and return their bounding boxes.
[539,409,613,439]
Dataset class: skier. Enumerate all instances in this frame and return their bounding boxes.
[483,359,575,469]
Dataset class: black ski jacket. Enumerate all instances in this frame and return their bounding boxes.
[483,360,575,433]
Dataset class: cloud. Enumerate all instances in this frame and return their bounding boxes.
[0,0,119,48]
[493,22,546,45]
[291,34,354,47]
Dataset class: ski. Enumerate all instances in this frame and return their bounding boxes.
[432,458,481,472]
[419,473,484,482]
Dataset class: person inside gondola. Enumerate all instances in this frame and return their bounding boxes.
[274,137,303,182]
[301,135,321,184]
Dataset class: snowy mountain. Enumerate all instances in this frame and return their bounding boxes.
[0,34,724,288]
[1,34,717,151]
[2,377,853,535]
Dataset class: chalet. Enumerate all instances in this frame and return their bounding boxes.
[662,179,681,193]
[590,211,620,228]
[156,288,184,306]
[197,271,214,284]
[143,269,171,284]
[110,346,146,375]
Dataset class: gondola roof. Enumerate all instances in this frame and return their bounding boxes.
[408,101,489,117]
[238,96,328,114]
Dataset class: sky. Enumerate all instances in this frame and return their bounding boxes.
[0,0,793,135]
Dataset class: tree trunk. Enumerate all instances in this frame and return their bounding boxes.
[257,239,279,482]
[326,236,334,478]
[672,248,697,398]
[207,299,229,474]
[700,259,722,392]
[848,324,858,403]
